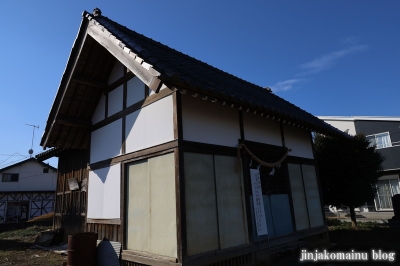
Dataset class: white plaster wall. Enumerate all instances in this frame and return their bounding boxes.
[127,76,145,107]
[283,124,314,159]
[0,161,56,192]
[90,119,122,163]
[181,94,240,147]
[108,61,124,84]
[125,96,174,153]
[108,85,123,116]
[92,95,105,124]
[87,163,120,219]
[243,112,282,146]
[322,120,356,135]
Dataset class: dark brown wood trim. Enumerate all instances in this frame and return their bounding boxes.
[105,92,109,118]
[53,172,59,229]
[122,251,181,266]
[120,161,126,248]
[174,149,183,263]
[286,156,315,165]
[179,140,237,157]
[175,92,186,262]
[173,91,183,141]
[280,122,297,234]
[239,110,245,140]
[71,75,108,89]
[92,87,174,132]
[122,66,127,155]
[309,132,327,226]
[280,121,286,147]
[60,155,67,225]
[87,22,162,92]
[106,71,135,94]
[173,92,178,140]
[184,243,256,266]
[56,116,92,128]
[238,140,255,244]
[212,155,221,250]
[89,140,178,170]
[86,218,121,225]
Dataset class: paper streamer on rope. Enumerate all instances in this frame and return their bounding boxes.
[250,169,268,236]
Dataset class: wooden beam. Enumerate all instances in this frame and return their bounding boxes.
[106,71,135,94]
[86,218,121,225]
[56,116,92,128]
[89,140,178,171]
[87,21,162,92]
[122,251,180,266]
[71,75,108,89]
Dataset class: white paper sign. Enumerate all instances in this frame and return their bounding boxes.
[250,169,268,235]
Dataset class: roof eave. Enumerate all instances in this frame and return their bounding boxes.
[40,14,90,149]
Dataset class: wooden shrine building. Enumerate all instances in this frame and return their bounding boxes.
[37,8,346,266]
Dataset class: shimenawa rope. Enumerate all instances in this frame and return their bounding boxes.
[237,143,292,170]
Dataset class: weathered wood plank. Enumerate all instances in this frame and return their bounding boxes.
[87,22,162,92]
[86,218,121,225]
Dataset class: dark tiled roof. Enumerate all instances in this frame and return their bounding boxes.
[88,11,345,138]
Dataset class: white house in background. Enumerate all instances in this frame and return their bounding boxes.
[319,116,400,211]
[0,158,57,223]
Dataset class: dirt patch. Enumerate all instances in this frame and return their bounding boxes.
[0,225,66,266]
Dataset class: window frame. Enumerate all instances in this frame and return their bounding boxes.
[366,132,392,149]
[2,173,19,182]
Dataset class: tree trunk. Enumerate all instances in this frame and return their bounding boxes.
[349,205,357,228]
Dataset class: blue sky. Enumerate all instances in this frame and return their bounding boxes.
[0,1,399,168]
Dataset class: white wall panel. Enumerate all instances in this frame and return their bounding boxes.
[108,61,124,84]
[127,160,149,251]
[149,153,177,258]
[126,153,177,258]
[108,85,123,116]
[302,165,324,228]
[125,96,174,153]
[283,124,314,159]
[181,94,240,147]
[184,152,219,256]
[87,164,121,219]
[214,155,248,249]
[243,112,282,146]
[288,164,310,230]
[90,119,122,163]
[127,76,145,107]
[92,95,105,124]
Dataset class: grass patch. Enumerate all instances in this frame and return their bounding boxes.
[326,219,400,253]
[327,219,387,231]
[0,225,52,240]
